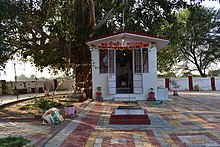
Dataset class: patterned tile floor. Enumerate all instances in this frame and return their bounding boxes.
[2,91,220,146]
[0,121,51,145]
[42,91,220,147]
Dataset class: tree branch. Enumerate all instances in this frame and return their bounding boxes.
[88,1,124,36]
[24,22,60,46]
[93,8,115,31]
[180,47,195,63]
[87,0,96,30]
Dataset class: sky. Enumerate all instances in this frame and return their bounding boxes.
[0,59,58,81]
[191,0,220,9]
[0,1,220,81]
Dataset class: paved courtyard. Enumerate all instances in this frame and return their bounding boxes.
[1,91,220,146]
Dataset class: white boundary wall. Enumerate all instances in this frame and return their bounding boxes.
[216,77,220,90]
[158,77,220,91]
[2,77,219,95]
[60,77,220,92]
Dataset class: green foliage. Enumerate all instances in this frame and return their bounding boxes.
[194,85,201,91]
[159,72,177,78]
[173,5,220,77]
[208,69,220,76]
[0,136,30,147]
[20,97,63,110]
[0,0,186,70]
[93,0,187,36]
[170,80,180,88]
[157,45,180,73]
[0,0,187,75]
[0,0,90,72]
[19,103,35,110]
[34,98,62,110]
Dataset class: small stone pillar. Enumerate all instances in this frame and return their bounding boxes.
[188,74,193,91]
[211,77,216,91]
[165,78,170,90]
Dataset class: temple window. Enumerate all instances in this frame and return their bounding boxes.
[100,49,108,73]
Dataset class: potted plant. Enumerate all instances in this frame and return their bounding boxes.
[170,80,180,96]
[64,104,76,118]
[64,93,76,117]
[148,88,156,101]
[96,87,102,101]
[63,85,79,118]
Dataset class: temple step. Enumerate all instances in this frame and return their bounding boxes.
[109,108,151,125]
[109,114,151,125]
[109,119,150,124]
[114,97,136,102]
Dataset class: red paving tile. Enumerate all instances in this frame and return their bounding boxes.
[60,102,104,147]
[3,92,220,146]
[146,130,162,146]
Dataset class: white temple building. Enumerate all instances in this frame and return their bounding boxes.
[86,32,169,101]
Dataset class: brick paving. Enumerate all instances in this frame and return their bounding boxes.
[1,91,220,146]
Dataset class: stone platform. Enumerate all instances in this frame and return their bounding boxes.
[109,106,151,125]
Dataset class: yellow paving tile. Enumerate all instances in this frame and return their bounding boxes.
[170,144,178,147]
[190,140,208,144]
[162,134,170,139]
[166,139,175,144]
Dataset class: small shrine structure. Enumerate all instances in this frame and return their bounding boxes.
[86,31,169,101]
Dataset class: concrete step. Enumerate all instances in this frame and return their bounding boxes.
[109,119,150,124]
[114,97,136,102]
[109,112,151,125]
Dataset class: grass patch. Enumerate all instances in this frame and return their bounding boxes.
[0,136,30,147]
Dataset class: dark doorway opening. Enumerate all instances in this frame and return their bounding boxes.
[116,50,133,94]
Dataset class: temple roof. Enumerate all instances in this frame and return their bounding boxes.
[86,31,169,51]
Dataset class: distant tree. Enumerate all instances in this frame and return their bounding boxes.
[208,69,220,76]
[189,0,220,4]
[17,74,37,81]
[38,77,47,81]
[174,5,220,77]
[17,74,29,81]
[29,75,36,80]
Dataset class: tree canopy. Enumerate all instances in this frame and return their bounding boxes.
[173,5,220,77]
[0,0,187,74]
[3,0,219,78]
[0,0,89,72]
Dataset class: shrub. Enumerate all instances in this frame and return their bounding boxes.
[19,104,35,110]
[0,136,30,147]
[34,98,62,110]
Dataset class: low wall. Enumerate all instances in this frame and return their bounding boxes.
[2,79,75,95]
[1,77,219,95]
[158,76,220,91]
[5,81,45,94]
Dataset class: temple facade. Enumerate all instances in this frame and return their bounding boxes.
[86,32,169,101]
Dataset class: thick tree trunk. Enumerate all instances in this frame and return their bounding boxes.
[75,64,92,98]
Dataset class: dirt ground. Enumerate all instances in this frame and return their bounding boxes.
[0,94,86,119]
